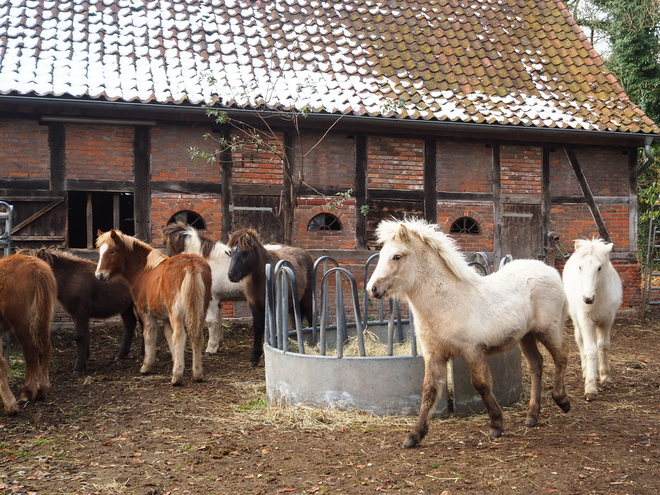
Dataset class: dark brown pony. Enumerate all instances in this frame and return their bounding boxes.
[95,230,212,385]
[227,228,314,366]
[17,248,137,373]
[0,254,56,415]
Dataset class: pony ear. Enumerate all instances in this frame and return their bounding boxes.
[603,242,614,254]
[397,223,411,242]
[574,239,588,250]
[110,229,121,242]
[97,229,104,236]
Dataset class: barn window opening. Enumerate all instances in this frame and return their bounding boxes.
[168,210,206,230]
[68,191,134,249]
[307,213,342,231]
[450,217,480,235]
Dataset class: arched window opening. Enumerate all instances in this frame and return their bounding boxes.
[450,217,480,235]
[167,210,206,230]
[307,213,342,231]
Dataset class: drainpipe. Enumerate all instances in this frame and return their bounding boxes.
[637,136,657,176]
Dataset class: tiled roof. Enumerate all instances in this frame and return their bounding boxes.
[0,0,658,134]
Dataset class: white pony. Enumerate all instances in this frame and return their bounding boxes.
[161,222,281,354]
[562,238,622,401]
[367,218,570,448]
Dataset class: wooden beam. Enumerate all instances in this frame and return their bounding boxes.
[424,138,437,222]
[220,127,233,244]
[564,148,611,242]
[48,123,66,193]
[354,135,367,249]
[133,126,151,242]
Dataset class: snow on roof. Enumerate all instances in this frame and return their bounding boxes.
[0,0,657,134]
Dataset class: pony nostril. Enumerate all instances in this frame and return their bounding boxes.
[583,296,594,304]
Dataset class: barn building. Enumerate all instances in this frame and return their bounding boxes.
[1,0,658,313]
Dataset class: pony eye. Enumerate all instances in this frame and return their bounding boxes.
[392,254,402,261]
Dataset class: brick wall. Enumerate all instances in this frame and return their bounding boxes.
[232,133,284,185]
[437,140,492,193]
[295,198,356,250]
[151,124,222,183]
[0,118,49,178]
[437,201,495,253]
[150,193,222,249]
[550,147,630,196]
[500,145,542,194]
[367,136,424,190]
[66,124,134,180]
[294,133,356,189]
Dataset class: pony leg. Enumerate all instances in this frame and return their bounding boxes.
[0,349,19,416]
[140,315,159,375]
[12,325,50,403]
[168,319,186,386]
[72,314,90,373]
[596,322,613,386]
[464,354,504,438]
[204,299,223,354]
[576,316,599,401]
[189,318,205,383]
[403,353,447,448]
[519,334,543,427]
[573,321,587,379]
[116,305,138,360]
[248,304,266,367]
[536,331,571,412]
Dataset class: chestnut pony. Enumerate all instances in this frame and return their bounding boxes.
[95,230,212,385]
[0,254,56,415]
[227,228,314,366]
[18,247,137,373]
[367,218,570,448]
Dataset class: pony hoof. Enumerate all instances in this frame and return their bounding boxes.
[4,405,19,416]
[585,393,597,402]
[402,436,420,449]
[249,361,258,368]
[488,428,503,438]
[525,419,537,428]
[171,380,184,387]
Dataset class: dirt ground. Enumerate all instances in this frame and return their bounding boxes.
[1,309,659,495]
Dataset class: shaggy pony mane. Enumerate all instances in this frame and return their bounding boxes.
[96,229,167,269]
[571,238,612,262]
[376,218,480,282]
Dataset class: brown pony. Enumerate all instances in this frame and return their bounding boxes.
[18,248,138,373]
[95,230,212,385]
[0,254,56,415]
[227,228,314,366]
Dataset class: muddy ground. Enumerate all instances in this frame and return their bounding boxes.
[1,309,659,495]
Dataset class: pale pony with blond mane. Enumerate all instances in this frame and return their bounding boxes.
[562,238,622,401]
[367,218,571,448]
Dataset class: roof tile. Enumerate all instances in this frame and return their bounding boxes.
[0,0,656,134]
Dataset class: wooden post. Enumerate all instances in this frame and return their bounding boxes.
[354,135,368,249]
[220,127,233,244]
[423,138,437,223]
[133,126,151,242]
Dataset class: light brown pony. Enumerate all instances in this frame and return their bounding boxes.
[0,254,56,415]
[95,230,212,385]
[227,228,314,366]
[367,219,570,448]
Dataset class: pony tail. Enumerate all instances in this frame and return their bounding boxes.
[181,267,207,340]
[28,268,56,357]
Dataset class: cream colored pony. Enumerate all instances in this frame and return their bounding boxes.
[367,218,571,448]
[563,238,622,401]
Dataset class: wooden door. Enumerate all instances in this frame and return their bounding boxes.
[499,203,543,261]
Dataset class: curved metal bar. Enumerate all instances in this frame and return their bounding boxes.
[468,251,490,274]
[272,260,303,354]
[312,256,339,346]
[363,253,382,327]
[320,267,365,357]
[498,254,513,271]
[467,261,488,276]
